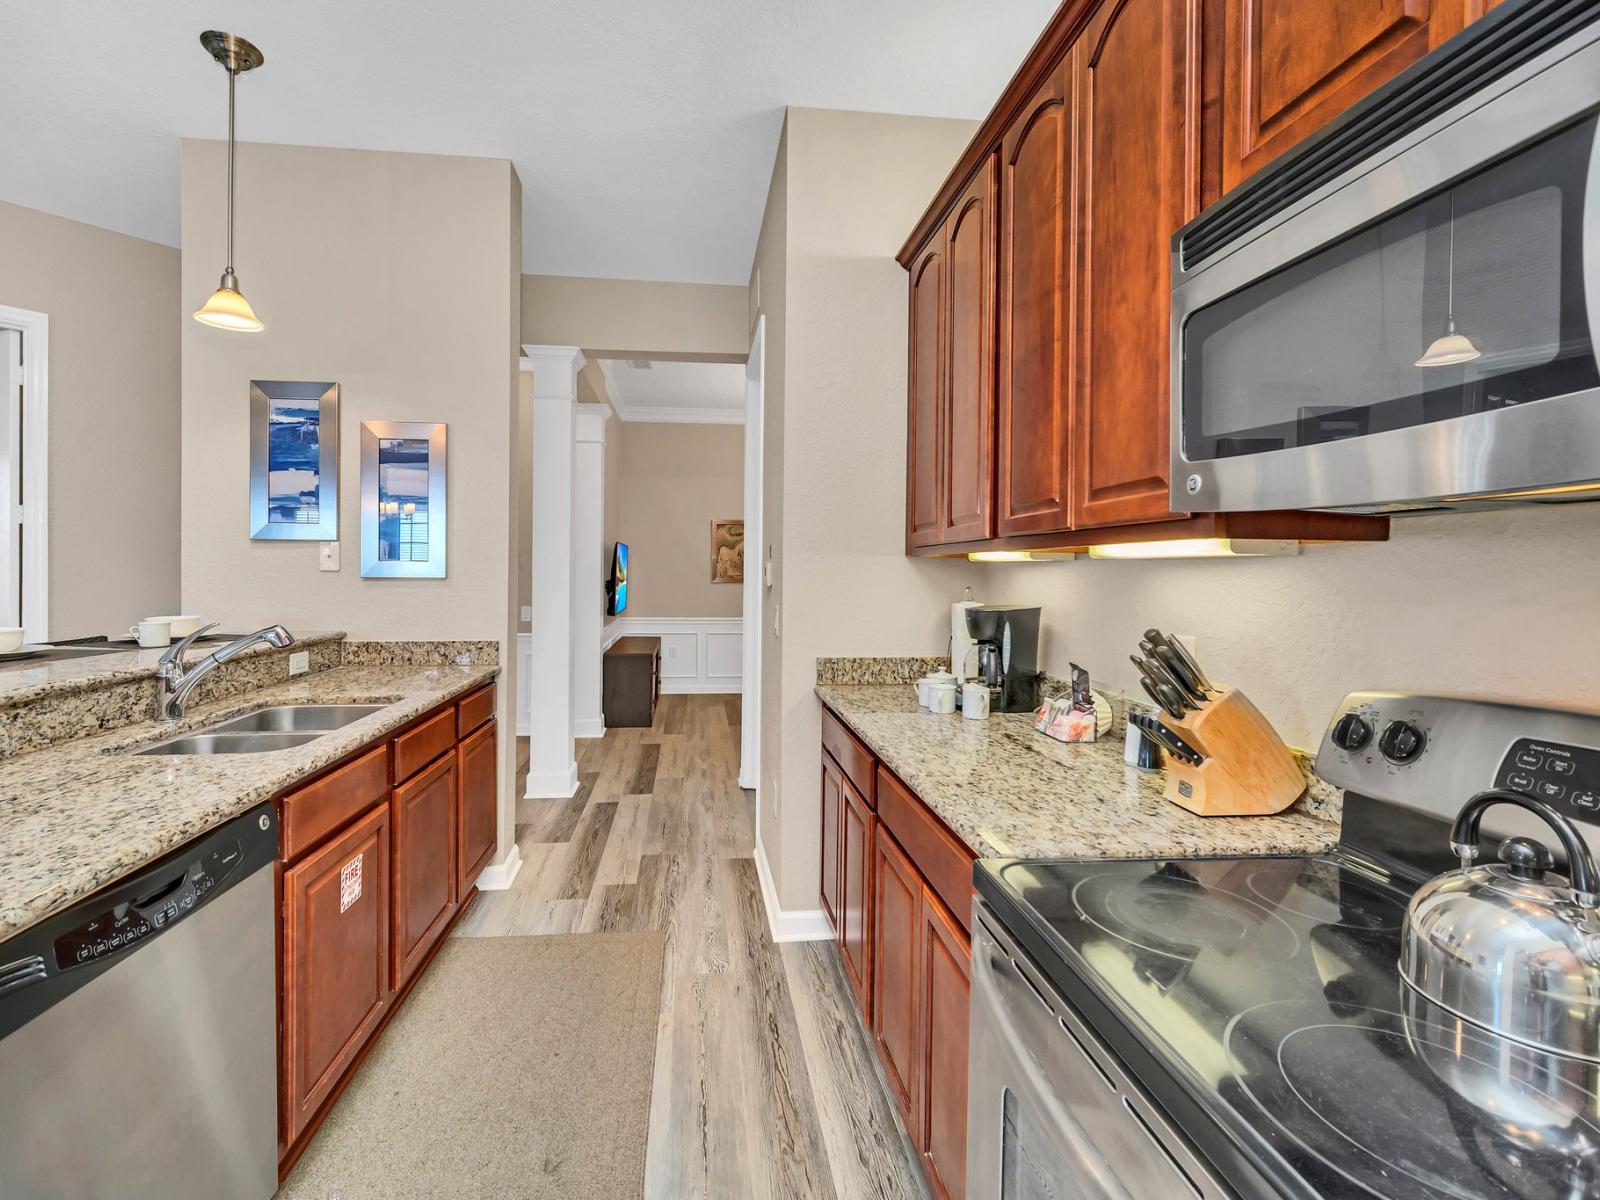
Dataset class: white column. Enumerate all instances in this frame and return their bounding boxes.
[524,344,585,798]
[572,405,608,739]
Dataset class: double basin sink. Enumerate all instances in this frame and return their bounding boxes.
[132,704,387,756]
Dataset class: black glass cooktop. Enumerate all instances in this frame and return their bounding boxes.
[978,853,1600,1200]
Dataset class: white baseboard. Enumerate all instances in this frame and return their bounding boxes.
[660,679,741,695]
[754,838,833,943]
[574,716,607,739]
[524,764,579,799]
[474,844,523,891]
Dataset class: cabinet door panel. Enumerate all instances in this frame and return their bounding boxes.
[392,753,457,990]
[839,779,874,1014]
[907,240,946,549]
[282,802,391,1147]
[1223,0,1440,190]
[997,64,1075,537]
[918,888,972,1200]
[457,719,498,897]
[1074,0,1196,529]
[820,751,844,935]
[871,824,921,1128]
[943,156,997,543]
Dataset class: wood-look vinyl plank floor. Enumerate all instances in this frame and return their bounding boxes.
[452,696,927,1200]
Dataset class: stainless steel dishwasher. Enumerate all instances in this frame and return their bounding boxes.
[0,803,278,1200]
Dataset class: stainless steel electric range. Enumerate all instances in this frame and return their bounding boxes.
[968,692,1600,1200]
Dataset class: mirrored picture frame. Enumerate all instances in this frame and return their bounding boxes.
[360,420,447,578]
[250,380,339,540]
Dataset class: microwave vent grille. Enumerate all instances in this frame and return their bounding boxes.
[1179,0,1600,273]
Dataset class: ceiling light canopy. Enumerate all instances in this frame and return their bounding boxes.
[193,31,265,334]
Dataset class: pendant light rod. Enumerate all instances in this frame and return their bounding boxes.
[1446,188,1456,321]
[226,65,237,280]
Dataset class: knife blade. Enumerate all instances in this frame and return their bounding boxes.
[1154,679,1190,718]
[1153,643,1207,706]
[1146,628,1218,695]
[1138,677,1184,722]
[1138,653,1191,703]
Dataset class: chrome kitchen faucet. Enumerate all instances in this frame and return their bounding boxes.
[154,624,295,721]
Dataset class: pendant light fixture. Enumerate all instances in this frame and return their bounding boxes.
[1415,188,1480,368]
[193,31,266,333]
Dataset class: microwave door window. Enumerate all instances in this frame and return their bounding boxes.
[1183,115,1599,463]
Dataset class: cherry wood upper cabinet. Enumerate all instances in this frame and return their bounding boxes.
[907,240,946,549]
[997,61,1075,537]
[942,156,998,544]
[839,778,875,1014]
[1072,0,1198,530]
[918,888,972,1200]
[1220,0,1483,191]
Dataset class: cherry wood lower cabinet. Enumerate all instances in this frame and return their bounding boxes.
[818,710,974,1200]
[276,682,499,1173]
[391,752,458,990]
[281,802,392,1149]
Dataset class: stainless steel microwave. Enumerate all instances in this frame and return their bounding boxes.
[1171,1,1600,515]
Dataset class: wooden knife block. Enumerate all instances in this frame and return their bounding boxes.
[1161,687,1305,817]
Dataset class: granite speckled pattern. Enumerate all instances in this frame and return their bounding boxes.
[817,684,1341,862]
[0,660,497,941]
[342,639,500,667]
[816,656,952,686]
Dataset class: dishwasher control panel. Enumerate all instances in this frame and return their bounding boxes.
[52,840,246,969]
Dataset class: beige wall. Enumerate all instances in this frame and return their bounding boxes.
[522,274,748,361]
[0,200,181,638]
[755,109,985,911]
[613,422,743,619]
[181,139,522,864]
[990,503,1600,751]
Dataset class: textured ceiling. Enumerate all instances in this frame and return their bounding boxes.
[0,1,1058,284]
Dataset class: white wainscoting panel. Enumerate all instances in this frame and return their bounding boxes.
[602,617,742,694]
[516,632,534,737]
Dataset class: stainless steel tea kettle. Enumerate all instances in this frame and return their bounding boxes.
[1401,788,1600,1061]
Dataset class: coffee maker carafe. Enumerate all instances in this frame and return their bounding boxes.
[964,606,1041,713]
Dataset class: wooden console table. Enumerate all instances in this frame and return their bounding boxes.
[603,636,660,728]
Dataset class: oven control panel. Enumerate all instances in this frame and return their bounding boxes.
[1496,738,1600,817]
[1314,692,1600,830]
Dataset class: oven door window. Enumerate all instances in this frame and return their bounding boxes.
[1182,114,1599,462]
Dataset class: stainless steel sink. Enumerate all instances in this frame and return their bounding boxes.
[209,704,386,734]
[133,732,325,756]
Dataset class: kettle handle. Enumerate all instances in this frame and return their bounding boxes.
[1450,788,1600,905]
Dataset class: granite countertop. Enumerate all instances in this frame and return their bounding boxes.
[0,659,497,940]
[0,630,347,705]
[816,684,1340,861]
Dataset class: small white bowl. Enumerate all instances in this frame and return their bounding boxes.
[0,628,22,653]
[147,615,203,638]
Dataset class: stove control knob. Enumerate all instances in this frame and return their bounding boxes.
[1379,720,1427,764]
[1331,713,1373,752]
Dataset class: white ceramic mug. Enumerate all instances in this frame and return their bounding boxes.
[962,682,990,720]
[0,628,23,653]
[130,620,172,648]
[147,614,202,638]
[930,682,958,714]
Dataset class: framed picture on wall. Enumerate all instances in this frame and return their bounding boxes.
[360,420,447,578]
[711,518,743,584]
[249,380,339,540]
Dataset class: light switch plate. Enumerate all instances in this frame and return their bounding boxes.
[520,605,532,623]
[288,651,310,676]
[319,542,340,572]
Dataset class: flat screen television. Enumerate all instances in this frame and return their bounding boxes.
[607,542,628,616]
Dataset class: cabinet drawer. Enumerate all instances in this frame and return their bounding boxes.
[280,746,389,861]
[456,684,495,739]
[394,706,456,783]
[822,707,876,808]
[877,766,976,933]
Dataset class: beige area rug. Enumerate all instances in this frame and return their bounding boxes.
[279,931,665,1200]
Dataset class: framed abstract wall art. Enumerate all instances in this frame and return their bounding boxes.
[711,518,743,584]
[249,380,339,540]
[360,420,447,578]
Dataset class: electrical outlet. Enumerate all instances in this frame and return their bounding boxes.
[667,645,679,661]
[520,606,532,623]
[319,542,340,572]
[288,651,310,676]
[1173,633,1198,658]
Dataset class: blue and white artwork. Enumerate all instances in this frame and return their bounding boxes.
[267,400,323,524]
[360,420,446,578]
[376,437,431,562]
[250,381,339,541]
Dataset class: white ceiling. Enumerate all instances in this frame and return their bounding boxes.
[0,1,1057,285]
[599,359,747,423]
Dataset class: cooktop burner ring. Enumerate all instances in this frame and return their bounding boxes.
[1069,869,1302,963]
[1225,999,1600,1200]
[1242,861,1408,932]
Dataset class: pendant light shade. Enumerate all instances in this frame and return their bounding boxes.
[193,31,265,334]
[1416,187,1479,368]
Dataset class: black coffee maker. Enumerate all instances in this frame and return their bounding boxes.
[964,605,1041,713]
